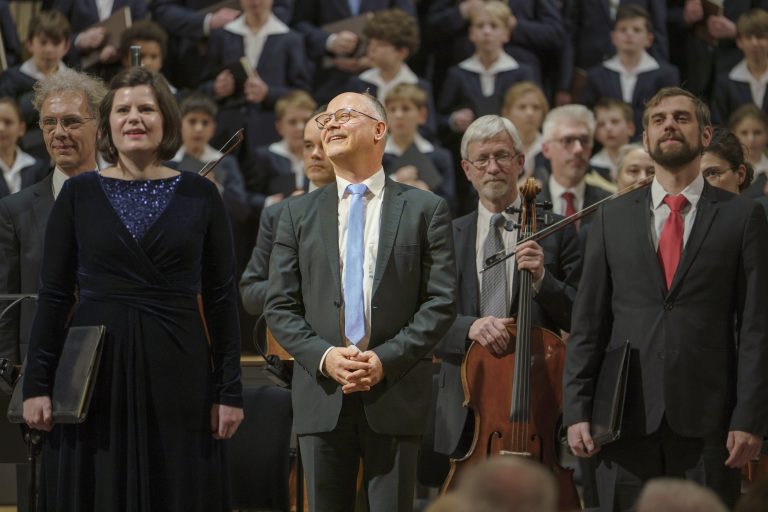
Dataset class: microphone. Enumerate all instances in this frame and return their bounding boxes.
[130,45,141,67]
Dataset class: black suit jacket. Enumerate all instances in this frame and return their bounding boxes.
[433,209,582,455]
[564,183,768,438]
[265,178,457,436]
[0,174,54,363]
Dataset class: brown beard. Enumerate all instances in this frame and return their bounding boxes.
[651,136,702,169]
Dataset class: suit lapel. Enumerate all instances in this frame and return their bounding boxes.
[372,179,404,297]
[0,178,9,197]
[668,184,718,295]
[31,176,54,243]
[454,213,480,315]
[634,187,667,297]
[319,186,342,298]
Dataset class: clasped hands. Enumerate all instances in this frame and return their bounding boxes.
[323,346,384,394]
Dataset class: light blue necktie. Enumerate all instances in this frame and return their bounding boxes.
[344,183,368,345]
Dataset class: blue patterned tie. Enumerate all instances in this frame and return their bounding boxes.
[344,183,368,344]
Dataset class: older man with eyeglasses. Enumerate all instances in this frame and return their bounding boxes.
[0,68,105,367]
[265,92,456,512]
[431,114,581,464]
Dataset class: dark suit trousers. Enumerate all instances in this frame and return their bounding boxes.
[298,394,421,512]
[595,418,740,511]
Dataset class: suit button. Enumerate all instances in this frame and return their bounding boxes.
[664,301,673,311]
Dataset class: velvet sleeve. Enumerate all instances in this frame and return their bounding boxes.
[201,181,243,408]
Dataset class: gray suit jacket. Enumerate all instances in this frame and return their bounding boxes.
[265,178,457,436]
[0,174,54,363]
[239,200,285,317]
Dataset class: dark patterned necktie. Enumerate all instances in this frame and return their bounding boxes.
[480,213,508,317]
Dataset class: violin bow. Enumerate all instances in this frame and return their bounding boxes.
[481,175,654,272]
[197,129,245,178]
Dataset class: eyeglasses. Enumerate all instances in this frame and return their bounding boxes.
[465,151,518,170]
[39,116,95,133]
[702,167,733,181]
[554,135,592,150]
[315,108,380,129]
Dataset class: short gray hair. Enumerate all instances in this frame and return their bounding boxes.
[461,115,523,160]
[542,104,596,142]
[32,68,107,119]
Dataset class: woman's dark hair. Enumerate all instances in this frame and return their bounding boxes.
[705,126,754,191]
[98,67,181,164]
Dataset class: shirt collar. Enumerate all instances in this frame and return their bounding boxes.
[754,153,768,176]
[729,59,768,83]
[384,132,435,156]
[359,63,420,88]
[171,145,222,163]
[477,193,521,226]
[603,51,659,75]
[459,52,519,75]
[651,173,705,210]
[589,148,614,169]
[548,174,586,203]
[52,167,70,199]
[269,140,303,166]
[224,13,289,37]
[336,168,386,200]
[0,147,36,175]
[20,59,68,81]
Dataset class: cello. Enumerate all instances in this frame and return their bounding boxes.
[441,178,581,511]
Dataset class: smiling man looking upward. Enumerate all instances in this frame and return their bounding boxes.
[266,92,456,512]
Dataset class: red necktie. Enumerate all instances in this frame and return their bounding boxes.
[562,191,578,230]
[657,194,689,289]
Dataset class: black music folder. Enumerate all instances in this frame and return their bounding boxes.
[7,325,106,424]
[590,340,631,445]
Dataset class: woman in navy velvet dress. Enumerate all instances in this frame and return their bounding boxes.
[21,67,244,511]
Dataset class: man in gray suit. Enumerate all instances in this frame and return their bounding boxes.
[0,68,106,364]
[265,92,456,512]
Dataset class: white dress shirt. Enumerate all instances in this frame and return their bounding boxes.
[20,59,69,81]
[0,147,36,195]
[603,51,660,104]
[548,175,587,216]
[95,0,115,21]
[589,148,618,181]
[224,13,290,70]
[52,167,70,199]
[458,52,520,97]
[384,132,434,156]
[359,63,421,106]
[729,59,768,109]
[649,174,704,250]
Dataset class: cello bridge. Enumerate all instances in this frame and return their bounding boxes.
[498,451,532,458]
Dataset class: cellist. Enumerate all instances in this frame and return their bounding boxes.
[433,115,582,466]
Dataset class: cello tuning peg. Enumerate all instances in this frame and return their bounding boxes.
[535,201,553,210]
[503,221,520,231]
[505,206,522,214]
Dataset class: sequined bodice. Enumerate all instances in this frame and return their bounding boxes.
[98,173,182,240]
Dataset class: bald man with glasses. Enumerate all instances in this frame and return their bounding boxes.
[265,92,456,512]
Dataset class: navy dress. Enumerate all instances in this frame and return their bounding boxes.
[23,171,242,511]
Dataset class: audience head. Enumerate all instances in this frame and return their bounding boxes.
[384,83,428,140]
[461,115,524,211]
[468,1,511,55]
[25,11,71,75]
[454,456,558,512]
[98,67,181,164]
[275,90,317,151]
[33,68,106,174]
[736,9,768,64]
[303,106,335,187]
[502,81,548,141]
[542,105,595,187]
[642,87,712,172]
[702,126,753,194]
[729,104,768,165]
[635,478,728,512]
[424,493,474,512]
[364,9,420,66]
[178,92,219,154]
[119,20,168,74]
[594,98,635,151]
[611,5,654,56]
[0,97,27,153]
[616,143,654,189]
[317,92,387,178]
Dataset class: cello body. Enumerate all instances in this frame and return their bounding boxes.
[441,325,581,510]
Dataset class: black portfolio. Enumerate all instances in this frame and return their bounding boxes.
[7,326,106,424]
[590,340,631,446]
